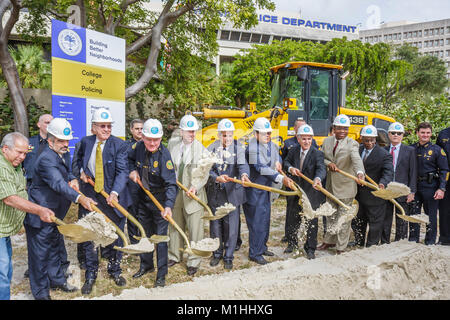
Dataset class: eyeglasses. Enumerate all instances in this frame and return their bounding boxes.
[389,132,403,136]
[95,124,112,129]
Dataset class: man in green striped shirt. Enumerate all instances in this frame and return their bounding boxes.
[0,132,54,300]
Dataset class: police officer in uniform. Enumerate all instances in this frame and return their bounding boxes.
[128,119,177,287]
[125,119,144,245]
[437,126,450,245]
[410,122,449,245]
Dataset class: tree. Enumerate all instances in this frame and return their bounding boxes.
[0,0,276,135]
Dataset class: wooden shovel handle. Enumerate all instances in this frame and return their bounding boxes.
[334,168,377,190]
[226,176,276,192]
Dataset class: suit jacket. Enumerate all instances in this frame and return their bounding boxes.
[322,135,365,199]
[75,134,131,210]
[25,146,79,228]
[284,145,326,209]
[356,145,394,206]
[245,137,282,206]
[206,140,250,208]
[385,144,417,202]
[168,137,209,214]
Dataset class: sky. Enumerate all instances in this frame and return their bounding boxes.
[271,0,450,29]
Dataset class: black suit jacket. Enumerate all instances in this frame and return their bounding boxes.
[283,145,326,210]
[385,144,417,202]
[356,145,394,206]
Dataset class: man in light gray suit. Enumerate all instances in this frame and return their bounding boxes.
[206,119,250,270]
[167,115,209,276]
[318,114,365,254]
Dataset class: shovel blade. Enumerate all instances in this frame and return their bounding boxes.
[57,225,99,243]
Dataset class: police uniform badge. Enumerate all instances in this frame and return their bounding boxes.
[132,142,137,150]
[441,149,447,156]
[153,161,159,168]
[166,160,174,170]
[428,150,433,156]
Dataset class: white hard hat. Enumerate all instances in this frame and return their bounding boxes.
[47,118,73,140]
[217,119,235,132]
[333,114,351,127]
[388,122,405,133]
[361,125,378,137]
[142,119,163,138]
[179,114,199,131]
[91,108,113,123]
[297,124,314,136]
[253,117,272,133]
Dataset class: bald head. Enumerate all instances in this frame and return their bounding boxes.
[37,114,53,138]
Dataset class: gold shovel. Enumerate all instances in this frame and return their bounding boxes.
[176,180,230,220]
[364,175,428,225]
[73,185,154,254]
[52,216,99,244]
[334,168,427,224]
[136,178,216,258]
[86,177,169,244]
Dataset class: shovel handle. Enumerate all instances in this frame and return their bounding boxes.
[51,216,66,226]
[226,176,278,192]
[278,169,298,191]
[176,180,214,217]
[86,177,147,238]
[334,168,378,190]
[137,178,192,250]
[70,184,130,247]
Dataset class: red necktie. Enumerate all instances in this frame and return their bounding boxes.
[390,146,396,166]
[333,140,339,156]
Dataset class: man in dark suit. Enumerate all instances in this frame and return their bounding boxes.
[206,119,250,270]
[75,108,131,295]
[23,114,53,187]
[352,125,394,247]
[284,124,326,259]
[25,118,96,300]
[243,117,294,265]
[280,118,318,245]
[381,122,417,243]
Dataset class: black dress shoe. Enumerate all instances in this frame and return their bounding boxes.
[154,277,165,288]
[281,236,288,243]
[81,279,95,295]
[187,267,198,276]
[249,256,268,265]
[168,260,178,267]
[51,282,77,292]
[24,269,29,278]
[132,267,155,279]
[36,295,51,300]
[284,245,297,254]
[224,260,233,270]
[262,250,274,257]
[111,275,126,286]
[306,251,315,260]
[209,257,221,267]
[234,243,241,251]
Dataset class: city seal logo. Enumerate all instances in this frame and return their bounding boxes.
[264,122,270,128]
[58,29,82,56]
[101,112,109,119]
[153,161,158,168]
[166,160,174,170]
[151,127,159,134]
[395,124,402,131]
[366,128,372,134]
[63,128,71,136]
[304,127,310,133]
[187,121,194,128]
[225,122,232,128]
[340,117,346,124]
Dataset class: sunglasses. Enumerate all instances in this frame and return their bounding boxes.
[389,132,403,136]
[95,124,112,129]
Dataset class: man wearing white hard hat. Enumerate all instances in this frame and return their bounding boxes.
[244,117,294,265]
[283,124,326,259]
[318,114,365,254]
[352,125,393,248]
[167,114,209,276]
[205,119,250,270]
[24,118,97,299]
[380,122,417,243]
[128,119,177,287]
[74,108,132,294]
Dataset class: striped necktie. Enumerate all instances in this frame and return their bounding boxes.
[94,141,104,192]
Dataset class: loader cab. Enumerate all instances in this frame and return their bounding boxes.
[270,62,342,137]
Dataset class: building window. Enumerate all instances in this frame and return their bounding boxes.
[447,50,450,57]
[440,51,443,58]
[398,33,402,40]
[440,27,444,35]
[418,42,422,48]
[404,32,408,39]
[418,30,422,37]
[440,39,444,46]
[424,41,428,47]
[435,40,439,46]
[447,26,450,34]
[408,32,412,38]
[384,35,387,41]
[261,34,271,44]
[220,30,230,40]
[393,34,397,40]
[230,31,241,41]
[250,33,262,43]
[272,35,282,42]
[240,32,251,42]
[431,29,434,36]
[424,30,428,36]
[413,31,417,37]
[388,34,392,41]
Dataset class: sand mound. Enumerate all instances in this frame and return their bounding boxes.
[80,241,450,300]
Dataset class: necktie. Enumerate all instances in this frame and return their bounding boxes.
[363,150,369,163]
[390,146,396,167]
[333,140,339,156]
[94,141,104,192]
[142,150,151,190]
[299,150,306,171]
[178,146,185,183]
[37,138,47,157]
